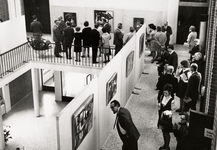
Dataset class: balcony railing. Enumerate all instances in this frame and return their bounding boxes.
[0,42,116,78]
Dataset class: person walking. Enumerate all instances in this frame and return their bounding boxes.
[110,100,140,150]
[114,23,124,55]
[186,26,197,53]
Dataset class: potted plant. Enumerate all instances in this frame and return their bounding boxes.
[3,125,12,143]
[27,33,51,57]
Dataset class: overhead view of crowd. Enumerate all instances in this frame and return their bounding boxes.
[146,22,205,150]
[30,15,137,64]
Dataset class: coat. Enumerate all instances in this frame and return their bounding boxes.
[63,27,74,44]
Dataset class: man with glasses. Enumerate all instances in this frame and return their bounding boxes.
[110,100,140,150]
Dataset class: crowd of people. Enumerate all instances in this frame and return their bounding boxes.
[146,21,205,150]
[30,15,138,63]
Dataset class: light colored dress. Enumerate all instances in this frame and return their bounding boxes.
[101,33,111,54]
[187,31,197,51]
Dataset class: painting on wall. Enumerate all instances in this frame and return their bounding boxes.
[94,10,114,33]
[133,18,144,32]
[126,51,134,77]
[106,73,117,105]
[71,94,94,150]
[139,33,145,58]
[63,12,77,27]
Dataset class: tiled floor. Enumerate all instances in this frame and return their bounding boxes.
[2,44,190,150]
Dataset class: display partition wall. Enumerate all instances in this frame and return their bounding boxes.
[56,25,146,150]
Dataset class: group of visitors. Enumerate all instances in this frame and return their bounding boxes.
[153,23,205,150]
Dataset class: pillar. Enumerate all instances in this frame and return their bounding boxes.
[199,14,208,56]
[2,84,11,113]
[31,68,40,117]
[0,115,5,150]
[54,71,63,101]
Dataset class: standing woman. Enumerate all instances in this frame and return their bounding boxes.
[158,84,174,150]
[147,23,157,63]
[74,27,83,62]
[176,60,192,115]
[186,26,197,53]
[101,26,111,63]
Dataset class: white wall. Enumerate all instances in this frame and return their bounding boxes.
[56,25,145,150]
[0,16,27,54]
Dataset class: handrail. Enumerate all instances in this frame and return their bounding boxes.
[0,42,116,78]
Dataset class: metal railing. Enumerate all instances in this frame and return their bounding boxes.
[29,43,116,68]
[0,43,30,78]
[0,42,116,78]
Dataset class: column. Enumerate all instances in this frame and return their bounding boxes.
[31,68,40,117]
[2,84,11,113]
[0,115,5,150]
[199,14,208,56]
[54,71,63,101]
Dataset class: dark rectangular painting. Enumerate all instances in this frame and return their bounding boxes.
[126,51,134,77]
[134,18,144,32]
[64,12,77,27]
[72,94,94,150]
[106,73,117,105]
[94,10,114,32]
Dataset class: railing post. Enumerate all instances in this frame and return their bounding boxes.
[54,71,63,101]
[31,68,40,117]
[2,84,11,113]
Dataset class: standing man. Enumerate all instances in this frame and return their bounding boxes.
[53,20,63,57]
[184,63,201,111]
[110,100,140,150]
[155,26,167,60]
[63,22,74,59]
[30,15,43,36]
[162,21,172,50]
[58,16,66,51]
[82,21,92,57]
[90,23,100,63]
[114,23,124,55]
[167,44,178,72]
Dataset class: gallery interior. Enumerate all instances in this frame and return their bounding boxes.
[1,0,217,150]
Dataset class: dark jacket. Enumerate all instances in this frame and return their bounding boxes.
[90,29,100,46]
[63,27,74,44]
[167,51,178,72]
[156,74,178,102]
[82,27,92,47]
[113,28,124,47]
[117,107,140,141]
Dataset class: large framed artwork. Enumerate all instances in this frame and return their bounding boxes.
[133,18,144,32]
[139,33,145,57]
[106,73,117,105]
[126,51,134,77]
[71,94,94,150]
[94,10,114,32]
[63,12,77,27]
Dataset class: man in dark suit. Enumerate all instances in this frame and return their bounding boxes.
[156,65,178,102]
[167,44,178,72]
[110,100,140,150]
[90,23,100,63]
[52,20,63,57]
[30,15,43,36]
[162,21,172,50]
[184,63,201,111]
[114,23,124,55]
[63,22,74,59]
[82,21,91,57]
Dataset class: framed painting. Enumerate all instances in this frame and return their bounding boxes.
[106,73,117,105]
[126,51,134,77]
[139,33,145,58]
[63,12,77,27]
[94,10,114,32]
[133,18,144,32]
[72,94,94,150]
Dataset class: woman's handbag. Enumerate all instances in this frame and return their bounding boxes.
[159,111,173,132]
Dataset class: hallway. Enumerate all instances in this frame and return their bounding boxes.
[2,45,190,150]
[102,44,189,150]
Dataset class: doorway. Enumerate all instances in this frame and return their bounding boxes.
[23,0,51,34]
[176,6,208,44]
